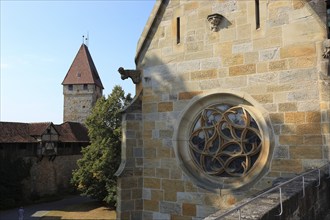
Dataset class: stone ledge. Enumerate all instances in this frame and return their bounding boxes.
[206,168,330,220]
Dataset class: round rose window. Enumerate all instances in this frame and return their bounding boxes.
[174,93,272,189]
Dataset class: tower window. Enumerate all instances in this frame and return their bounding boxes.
[77,72,81,78]
[83,84,88,90]
[68,85,73,91]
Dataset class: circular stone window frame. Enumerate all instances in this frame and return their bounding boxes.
[173,91,274,191]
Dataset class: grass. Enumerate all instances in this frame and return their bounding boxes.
[41,200,116,220]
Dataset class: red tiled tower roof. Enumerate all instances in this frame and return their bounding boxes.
[62,44,104,89]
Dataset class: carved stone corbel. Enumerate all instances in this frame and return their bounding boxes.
[322,39,330,59]
[118,67,141,84]
[207,13,223,32]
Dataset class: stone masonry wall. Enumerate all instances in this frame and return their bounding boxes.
[206,165,330,219]
[63,84,101,123]
[23,155,81,198]
[117,0,330,219]
[116,108,144,220]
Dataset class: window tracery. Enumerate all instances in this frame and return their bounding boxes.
[174,93,273,190]
[189,104,262,178]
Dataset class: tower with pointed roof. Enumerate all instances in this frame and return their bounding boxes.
[62,44,103,123]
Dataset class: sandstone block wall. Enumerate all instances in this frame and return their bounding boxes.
[23,155,81,198]
[117,0,330,219]
[207,165,330,219]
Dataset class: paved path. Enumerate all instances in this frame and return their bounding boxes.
[0,195,93,220]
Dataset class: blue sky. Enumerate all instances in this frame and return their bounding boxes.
[0,0,155,123]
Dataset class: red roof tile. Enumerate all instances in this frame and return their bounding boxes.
[29,122,53,136]
[0,121,89,143]
[55,122,89,143]
[62,44,104,89]
[0,122,36,143]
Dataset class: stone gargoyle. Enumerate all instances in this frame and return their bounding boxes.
[118,67,141,84]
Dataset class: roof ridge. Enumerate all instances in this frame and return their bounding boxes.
[135,0,168,65]
[29,122,52,124]
[83,45,104,88]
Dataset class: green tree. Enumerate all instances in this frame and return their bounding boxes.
[71,85,131,206]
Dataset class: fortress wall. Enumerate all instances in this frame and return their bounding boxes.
[22,155,81,198]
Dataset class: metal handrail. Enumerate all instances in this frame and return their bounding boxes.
[215,162,330,219]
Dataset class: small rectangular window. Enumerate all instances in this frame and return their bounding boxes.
[177,17,181,44]
[83,84,88,90]
[327,2,330,38]
[255,0,260,29]
[68,85,73,91]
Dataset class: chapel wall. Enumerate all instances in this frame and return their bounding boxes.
[117,0,330,219]
[116,110,144,220]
